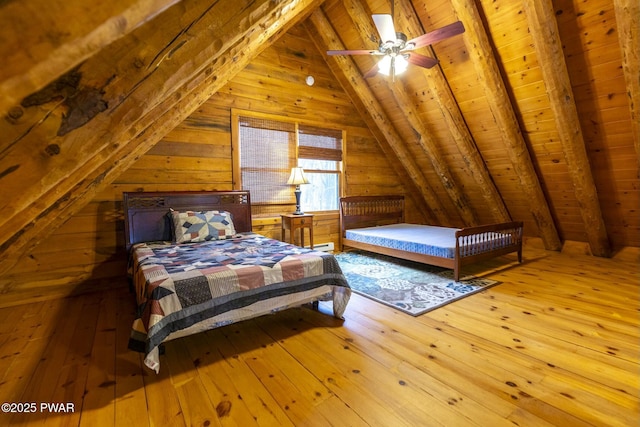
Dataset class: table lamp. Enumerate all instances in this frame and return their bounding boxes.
[287,167,309,215]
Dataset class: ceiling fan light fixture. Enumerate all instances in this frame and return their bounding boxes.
[377,54,408,77]
[395,54,409,74]
[378,55,392,76]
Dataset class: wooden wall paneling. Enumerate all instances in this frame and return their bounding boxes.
[344,134,410,200]
[222,78,362,126]
[566,51,627,89]
[448,0,553,234]
[0,0,323,275]
[0,197,128,307]
[395,0,512,225]
[219,36,370,127]
[467,0,566,236]
[307,7,448,225]
[118,168,231,186]
[554,0,639,249]
[130,154,229,173]
[613,0,640,162]
[419,9,536,230]
[450,0,562,251]
[522,0,611,257]
[147,139,230,160]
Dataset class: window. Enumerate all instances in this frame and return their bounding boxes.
[232,110,343,215]
[298,125,342,211]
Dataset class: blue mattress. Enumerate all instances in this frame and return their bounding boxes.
[345,223,461,259]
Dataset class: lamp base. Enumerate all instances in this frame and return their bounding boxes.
[292,187,304,215]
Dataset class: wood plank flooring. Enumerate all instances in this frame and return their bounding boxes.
[0,241,638,426]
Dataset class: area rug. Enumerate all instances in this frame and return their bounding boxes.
[334,250,499,316]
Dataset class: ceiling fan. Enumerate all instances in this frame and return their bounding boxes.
[327,12,465,80]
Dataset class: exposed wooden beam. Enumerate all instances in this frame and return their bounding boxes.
[0,0,180,118]
[613,0,640,164]
[523,0,611,257]
[388,85,479,225]
[0,0,322,274]
[306,8,451,225]
[395,0,512,224]
[450,0,562,251]
[341,0,479,227]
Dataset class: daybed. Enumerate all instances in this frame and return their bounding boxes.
[124,190,350,372]
[340,195,523,281]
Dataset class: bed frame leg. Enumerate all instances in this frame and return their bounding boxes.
[312,301,319,310]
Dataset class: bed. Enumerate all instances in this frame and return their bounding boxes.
[124,190,351,372]
[340,195,523,281]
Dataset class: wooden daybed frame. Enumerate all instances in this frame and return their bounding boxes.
[339,195,523,281]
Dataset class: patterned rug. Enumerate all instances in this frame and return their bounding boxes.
[334,250,499,316]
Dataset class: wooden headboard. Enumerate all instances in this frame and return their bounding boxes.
[123,191,252,250]
[339,195,405,236]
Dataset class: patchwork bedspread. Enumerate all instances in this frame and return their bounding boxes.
[128,233,350,372]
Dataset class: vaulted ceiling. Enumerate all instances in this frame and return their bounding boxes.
[1,0,638,274]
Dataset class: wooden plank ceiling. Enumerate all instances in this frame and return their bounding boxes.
[0,0,638,274]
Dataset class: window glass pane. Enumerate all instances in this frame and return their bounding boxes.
[298,158,338,171]
[300,172,339,211]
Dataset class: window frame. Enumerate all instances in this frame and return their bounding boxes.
[231,109,345,215]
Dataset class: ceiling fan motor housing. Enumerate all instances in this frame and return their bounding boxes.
[379,32,409,55]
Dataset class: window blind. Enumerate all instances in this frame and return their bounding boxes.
[239,116,296,204]
[298,125,342,161]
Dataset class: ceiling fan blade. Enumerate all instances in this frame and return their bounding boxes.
[327,49,378,56]
[372,14,397,43]
[406,53,439,69]
[405,21,465,50]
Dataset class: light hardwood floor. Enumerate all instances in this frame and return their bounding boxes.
[0,241,638,426]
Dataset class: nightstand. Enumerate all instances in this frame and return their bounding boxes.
[280,213,314,249]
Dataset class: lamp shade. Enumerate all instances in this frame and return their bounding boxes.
[287,167,309,185]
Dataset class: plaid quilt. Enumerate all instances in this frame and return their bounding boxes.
[128,233,350,372]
